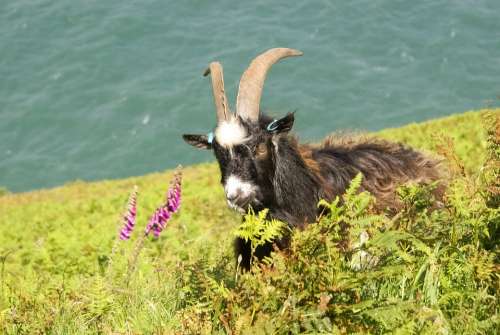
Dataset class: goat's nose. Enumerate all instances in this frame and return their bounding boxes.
[226,189,243,202]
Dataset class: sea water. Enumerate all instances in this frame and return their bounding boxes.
[1,0,499,192]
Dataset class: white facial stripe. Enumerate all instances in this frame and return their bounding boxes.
[214,119,248,148]
[224,175,255,200]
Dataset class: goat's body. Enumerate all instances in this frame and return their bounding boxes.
[235,133,444,269]
[269,133,443,226]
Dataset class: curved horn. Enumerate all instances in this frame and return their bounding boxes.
[236,48,303,122]
[204,62,231,123]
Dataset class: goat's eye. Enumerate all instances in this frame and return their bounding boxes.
[255,143,268,158]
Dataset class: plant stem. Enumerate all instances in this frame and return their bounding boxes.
[126,232,148,285]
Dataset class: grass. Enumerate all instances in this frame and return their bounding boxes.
[0,108,498,334]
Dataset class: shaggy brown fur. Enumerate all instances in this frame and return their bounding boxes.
[309,133,445,212]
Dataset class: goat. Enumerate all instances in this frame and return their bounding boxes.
[183,48,443,269]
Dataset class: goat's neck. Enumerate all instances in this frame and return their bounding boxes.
[271,137,322,227]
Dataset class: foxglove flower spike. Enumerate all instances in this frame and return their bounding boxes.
[119,186,138,240]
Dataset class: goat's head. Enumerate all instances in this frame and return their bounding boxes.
[183,48,303,213]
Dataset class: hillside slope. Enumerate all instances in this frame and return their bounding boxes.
[0,109,497,334]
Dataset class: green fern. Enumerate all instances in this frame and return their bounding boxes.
[234,208,286,267]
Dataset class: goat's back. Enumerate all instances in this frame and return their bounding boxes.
[310,134,444,211]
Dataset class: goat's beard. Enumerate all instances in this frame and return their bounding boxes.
[226,196,264,214]
[227,200,247,214]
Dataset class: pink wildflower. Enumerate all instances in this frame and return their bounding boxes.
[145,167,182,237]
[119,186,138,240]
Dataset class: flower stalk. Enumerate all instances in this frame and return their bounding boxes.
[124,166,183,283]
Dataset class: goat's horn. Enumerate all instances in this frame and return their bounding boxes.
[204,62,230,123]
[236,48,303,122]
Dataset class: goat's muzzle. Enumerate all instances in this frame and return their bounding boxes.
[224,175,258,213]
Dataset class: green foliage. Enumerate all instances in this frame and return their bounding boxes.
[481,112,500,248]
[0,109,498,334]
[0,187,9,197]
[234,208,286,267]
[175,110,499,334]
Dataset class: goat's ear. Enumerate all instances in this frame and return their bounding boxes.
[182,134,212,150]
[266,112,295,134]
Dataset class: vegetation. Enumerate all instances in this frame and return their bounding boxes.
[0,109,498,334]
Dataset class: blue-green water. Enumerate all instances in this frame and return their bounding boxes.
[1,0,499,192]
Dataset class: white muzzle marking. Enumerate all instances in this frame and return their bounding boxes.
[224,175,256,212]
